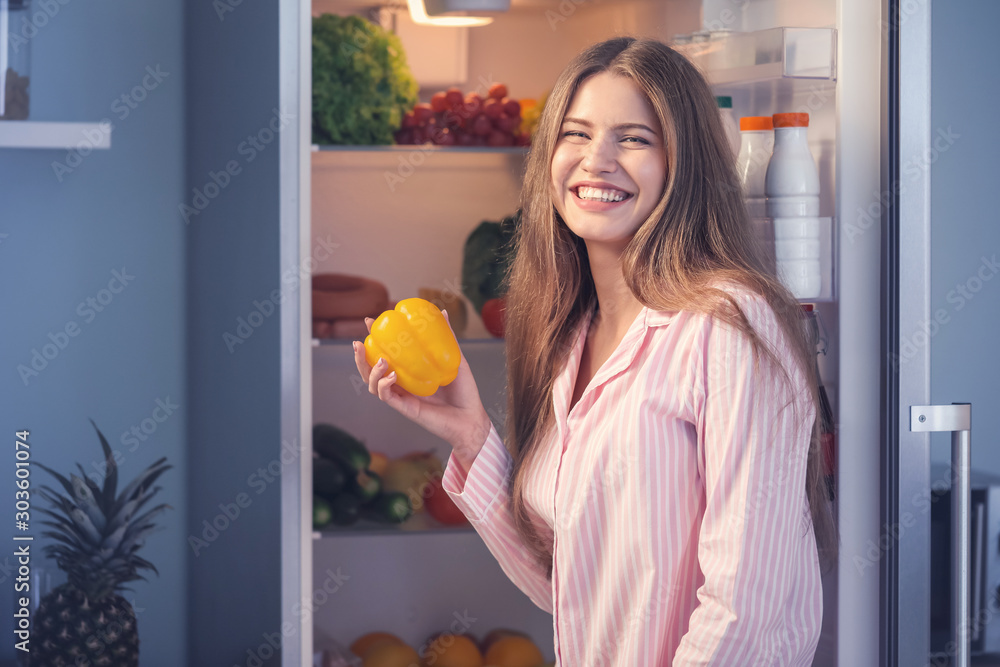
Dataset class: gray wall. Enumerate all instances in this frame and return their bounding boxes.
[0,0,292,664]
[0,0,186,664]
[930,0,1000,469]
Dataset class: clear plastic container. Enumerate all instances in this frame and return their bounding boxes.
[736,115,773,217]
[1,0,31,120]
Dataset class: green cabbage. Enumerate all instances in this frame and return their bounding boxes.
[312,14,418,145]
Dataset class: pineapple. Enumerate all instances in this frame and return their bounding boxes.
[29,421,171,667]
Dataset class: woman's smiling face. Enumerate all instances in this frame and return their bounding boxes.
[550,71,667,253]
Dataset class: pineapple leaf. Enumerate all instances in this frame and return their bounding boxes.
[100,523,128,551]
[37,514,77,535]
[126,503,170,534]
[106,498,139,534]
[112,458,170,515]
[40,529,84,551]
[70,507,103,545]
[71,475,106,532]
[75,463,103,498]
[36,489,75,518]
[35,462,79,505]
[90,419,118,509]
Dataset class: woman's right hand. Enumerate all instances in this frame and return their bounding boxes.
[352,311,494,465]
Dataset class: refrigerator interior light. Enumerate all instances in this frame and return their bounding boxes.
[406,0,494,26]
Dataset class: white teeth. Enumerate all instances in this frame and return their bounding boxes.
[576,186,628,202]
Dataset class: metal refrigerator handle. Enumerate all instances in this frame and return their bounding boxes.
[911,403,973,667]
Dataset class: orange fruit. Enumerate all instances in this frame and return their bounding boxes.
[421,633,483,667]
[351,631,405,658]
[369,452,390,476]
[363,642,421,667]
[479,628,530,655]
[483,635,544,667]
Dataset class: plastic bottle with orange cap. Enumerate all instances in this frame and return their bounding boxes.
[735,115,774,218]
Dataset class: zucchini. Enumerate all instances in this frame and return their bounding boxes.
[313,495,333,529]
[362,491,413,524]
[313,423,370,472]
[313,456,347,497]
[330,493,361,526]
[346,469,381,504]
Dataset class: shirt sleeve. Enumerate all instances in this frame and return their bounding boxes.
[673,295,820,665]
[441,423,554,613]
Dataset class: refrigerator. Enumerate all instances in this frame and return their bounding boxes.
[275,0,958,664]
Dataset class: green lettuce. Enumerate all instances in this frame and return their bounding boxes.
[312,14,418,145]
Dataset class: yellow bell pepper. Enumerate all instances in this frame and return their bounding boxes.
[364,297,460,397]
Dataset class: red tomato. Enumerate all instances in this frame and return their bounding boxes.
[413,103,434,124]
[471,114,493,137]
[425,479,469,525]
[503,99,521,118]
[483,98,504,119]
[430,92,448,113]
[488,82,507,100]
[431,127,455,145]
[481,298,506,337]
[463,97,483,118]
[495,114,519,133]
[444,87,464,110]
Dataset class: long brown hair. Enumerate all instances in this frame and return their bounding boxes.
[502,37,837,579]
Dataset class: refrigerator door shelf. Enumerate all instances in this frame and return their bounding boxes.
[673,27,837,88]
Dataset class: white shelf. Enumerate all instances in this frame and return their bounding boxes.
[0,121,112,149]
[313,512,475,538]
[674,27,837,87]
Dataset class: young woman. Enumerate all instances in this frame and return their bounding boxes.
[354,37,836,666]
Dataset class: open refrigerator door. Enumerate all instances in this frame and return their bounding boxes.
[306,0,860,664]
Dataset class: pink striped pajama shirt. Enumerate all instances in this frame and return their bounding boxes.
[442,286,822,666]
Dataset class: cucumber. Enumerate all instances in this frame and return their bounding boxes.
[313,495,333,529]
[346,469,381,504]
[313,423,370,472]
[330,493,361,526]
[362,491,413,524]
[313,456,347,497]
